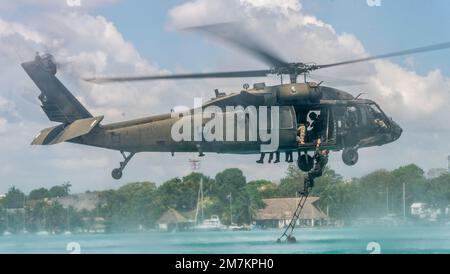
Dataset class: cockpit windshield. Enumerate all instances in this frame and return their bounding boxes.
[365,103,390,130]
[367,103,384,119]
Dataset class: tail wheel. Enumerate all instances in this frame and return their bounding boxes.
[297,154,314,172]
[342,148,359,166]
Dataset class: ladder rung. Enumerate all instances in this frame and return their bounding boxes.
[278,193,310,242]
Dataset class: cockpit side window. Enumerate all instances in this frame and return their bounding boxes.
[367,104,384,119]
[367,104,389,130]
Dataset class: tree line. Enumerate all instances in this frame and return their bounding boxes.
[1,164,449,234]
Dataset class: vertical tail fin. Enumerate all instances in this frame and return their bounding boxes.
[21,53,92,124]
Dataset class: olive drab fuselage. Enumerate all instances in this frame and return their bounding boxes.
[74,82,402,156]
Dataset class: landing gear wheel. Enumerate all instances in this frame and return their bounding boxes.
[111,151,135,180]
[297,154,314,172]
[342,148,359,166]
[112,168,123,180]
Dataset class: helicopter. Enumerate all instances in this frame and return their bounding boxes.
[22,23,450,180]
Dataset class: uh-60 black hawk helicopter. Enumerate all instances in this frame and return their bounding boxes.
[22,23,450,180]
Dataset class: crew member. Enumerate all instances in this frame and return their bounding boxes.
[285,151,294,163]
[268,152,281,164]
[297,123,306,145]
[300,140,329,195]
[256,153,266,164]
[274,152,280,164]
[311,113,325,142]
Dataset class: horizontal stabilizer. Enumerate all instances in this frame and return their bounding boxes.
[32,116,104,145]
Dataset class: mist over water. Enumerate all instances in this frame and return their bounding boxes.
[1,225,450,254]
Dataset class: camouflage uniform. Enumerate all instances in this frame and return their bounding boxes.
[304,148,329,192]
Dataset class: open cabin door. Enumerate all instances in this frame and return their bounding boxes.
[295,105,337,149]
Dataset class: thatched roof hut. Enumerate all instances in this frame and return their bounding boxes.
[157,208,193,231]
[254,197,327,227]
[158,208,188,225]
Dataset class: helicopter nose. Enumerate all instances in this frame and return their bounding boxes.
[390,119,403,141]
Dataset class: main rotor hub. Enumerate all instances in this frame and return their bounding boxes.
[271,63,319,83]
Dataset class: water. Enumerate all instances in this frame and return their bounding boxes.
[1,225,450,254]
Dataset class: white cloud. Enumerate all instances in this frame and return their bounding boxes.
[0,117,7,134]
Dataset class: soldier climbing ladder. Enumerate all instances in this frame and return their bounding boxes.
[277,191,310,243]
[277,142,330,243]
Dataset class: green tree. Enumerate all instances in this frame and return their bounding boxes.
[214,168,251,225]
[28,201,48,232]
[46,202,66,233]
[247,180,277,208]
[28,188,49,200]
[62,182,72,195]
[426,173,450,210]
[246,180,278,220]
[278,164,305,197]
[3,187,26,209]
[99,182,161,231]
[48,185,68,198]
[390,164,426,216]
[0,205,5,232]
[351,169,393,218]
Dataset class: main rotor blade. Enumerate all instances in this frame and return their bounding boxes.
[186,22,289,68]
[308,73,366,86]
[317,42,450,69]
[84,69,271,84]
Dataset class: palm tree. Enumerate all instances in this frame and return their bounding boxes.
[62,182,72,196]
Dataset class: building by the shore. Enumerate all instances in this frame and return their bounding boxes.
[254,197,328,228]
[157,208,192,231]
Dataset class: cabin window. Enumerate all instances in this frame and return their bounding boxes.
[280,107,294,130]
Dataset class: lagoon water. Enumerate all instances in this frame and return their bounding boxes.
[1,225,450,254]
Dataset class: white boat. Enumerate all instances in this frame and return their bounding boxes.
[3,231,12,236]
[195,215,226,231]
[36,231,50,236]
[227,224,250,231]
